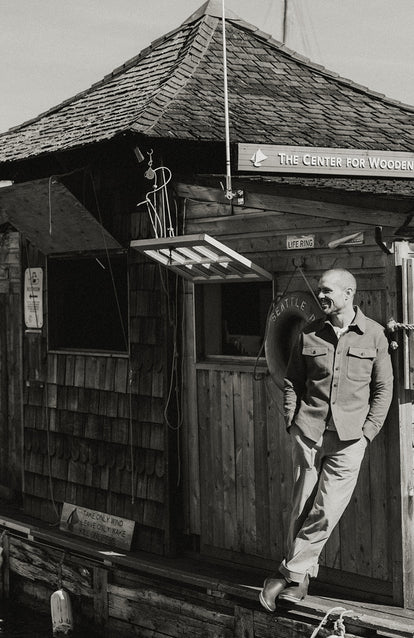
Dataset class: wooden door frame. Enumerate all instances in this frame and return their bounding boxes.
[385,242,414,608]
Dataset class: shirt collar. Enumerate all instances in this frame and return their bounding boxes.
[324,306,366,334]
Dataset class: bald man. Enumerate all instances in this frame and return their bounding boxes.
[260,268,393,610]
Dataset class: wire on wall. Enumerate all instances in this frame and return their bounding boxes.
[136,150,174,239]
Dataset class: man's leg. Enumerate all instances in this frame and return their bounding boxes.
[280,432,367,585]
[259,425,322,611]
[286,424,322,553]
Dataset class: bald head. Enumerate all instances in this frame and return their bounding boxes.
[322,269,356,297]
[317,269,357,322]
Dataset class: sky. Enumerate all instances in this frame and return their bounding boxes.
[1,0,413,134]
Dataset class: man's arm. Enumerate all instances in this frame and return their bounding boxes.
[283,334,305,429]
[363,330,394,442]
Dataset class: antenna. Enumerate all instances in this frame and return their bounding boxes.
[221,0,234,200]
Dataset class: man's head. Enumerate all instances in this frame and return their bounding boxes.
[317,269,356,318]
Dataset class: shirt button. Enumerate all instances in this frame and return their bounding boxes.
[333,383,337,387]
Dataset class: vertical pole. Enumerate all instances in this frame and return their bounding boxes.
[282,0,288,44]
[221,0,233,200]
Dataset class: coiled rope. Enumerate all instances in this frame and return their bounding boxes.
[388,318,414,332]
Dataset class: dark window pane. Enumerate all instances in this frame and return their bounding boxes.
[48,255,128,352]
[198,281,272,357]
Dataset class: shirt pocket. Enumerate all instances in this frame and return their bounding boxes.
[346,346,376,381]
[302,345,329,377]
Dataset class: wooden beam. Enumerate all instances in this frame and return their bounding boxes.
[176,182,413,229]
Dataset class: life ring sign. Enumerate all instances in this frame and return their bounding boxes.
[264,291,323,389]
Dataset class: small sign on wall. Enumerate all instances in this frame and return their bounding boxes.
[60,503,135,551]
[287,235,315,250]
[24,267,43,329]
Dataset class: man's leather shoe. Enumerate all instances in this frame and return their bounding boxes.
[278,573,309,603]
[259,574,288,612]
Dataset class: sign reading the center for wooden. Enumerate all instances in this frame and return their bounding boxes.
[238,144,414,179]
[60,503,135,550]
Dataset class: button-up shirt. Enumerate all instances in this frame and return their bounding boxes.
[283,306,393,442]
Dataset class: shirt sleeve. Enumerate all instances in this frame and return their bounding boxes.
[283,333,306,429]
[363,330,394,441]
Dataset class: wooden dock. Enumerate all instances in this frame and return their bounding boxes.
[0,508,413,638]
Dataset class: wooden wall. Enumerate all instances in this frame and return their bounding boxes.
[180,181,402,597]
[0,230,23,499]
[8,143,176,555]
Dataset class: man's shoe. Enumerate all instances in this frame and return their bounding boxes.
[278,573,309,603]
[258,574,288,612]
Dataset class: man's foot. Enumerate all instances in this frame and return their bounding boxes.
[258,574,288,612]
[278,573,309,603]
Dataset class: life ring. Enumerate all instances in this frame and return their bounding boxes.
[264,291,323,390]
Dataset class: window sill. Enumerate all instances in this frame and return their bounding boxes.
[195,356,268,372]
[47,349,129,358]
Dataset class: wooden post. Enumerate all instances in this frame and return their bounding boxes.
[234,605,254,638]
[2,533,10,599]
[386,243,414,608]
[93,566,108,628]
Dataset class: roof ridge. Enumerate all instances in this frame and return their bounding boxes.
[229,17,414,114]
[127,13,220,135]
[181,0,240,24]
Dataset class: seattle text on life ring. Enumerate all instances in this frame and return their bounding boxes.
[264,291,323,389]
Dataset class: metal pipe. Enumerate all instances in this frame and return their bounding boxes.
[222,0,233,200]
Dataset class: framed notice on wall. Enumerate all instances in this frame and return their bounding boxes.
[24,267,43,329]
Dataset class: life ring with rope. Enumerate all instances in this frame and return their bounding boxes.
[264,291,323,391]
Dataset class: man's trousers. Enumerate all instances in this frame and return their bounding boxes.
[279,424,367,584]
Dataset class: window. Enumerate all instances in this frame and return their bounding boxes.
[196,281,273,358]
[48,253,128,352]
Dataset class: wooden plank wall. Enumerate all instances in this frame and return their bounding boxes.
[182,186,396,591]
[0,231,23,498]
[21,242,168,553]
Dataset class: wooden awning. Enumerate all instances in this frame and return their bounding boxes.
[0,178,121,254]
[130,234,272,282]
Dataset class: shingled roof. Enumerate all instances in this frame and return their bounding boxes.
[1,0,413,164]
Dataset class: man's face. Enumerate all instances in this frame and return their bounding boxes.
[317,272,351,316]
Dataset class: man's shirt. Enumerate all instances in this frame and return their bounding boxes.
[283,306,393,442]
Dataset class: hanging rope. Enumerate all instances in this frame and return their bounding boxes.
[57,551,66,590]
[309,606,354,638]
[89,171,135,503]
[388,318,414,332]
[23,242,61,524]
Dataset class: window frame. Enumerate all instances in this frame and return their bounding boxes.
[194,278,274,365]
[46,250,129,355]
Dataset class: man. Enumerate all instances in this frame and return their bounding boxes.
[259,268,393,611]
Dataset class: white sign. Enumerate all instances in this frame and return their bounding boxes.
[24,267,43,329]
[60,503,135,550]
[238,144,414,179]
[287,235,315,250]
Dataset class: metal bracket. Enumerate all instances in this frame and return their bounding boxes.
[375,226,393,255]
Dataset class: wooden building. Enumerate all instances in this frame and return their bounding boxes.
[0,1,414,635]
